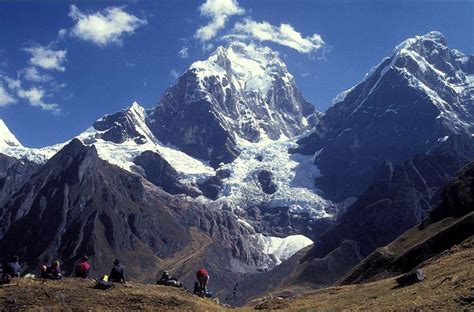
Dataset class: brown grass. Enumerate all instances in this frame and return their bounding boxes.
[245,237,474,311]
[0,278,225,311]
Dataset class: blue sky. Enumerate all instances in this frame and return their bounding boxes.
[0,0,473,147]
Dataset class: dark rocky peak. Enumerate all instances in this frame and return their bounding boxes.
[92,101,152,144]
[133,150,202,198]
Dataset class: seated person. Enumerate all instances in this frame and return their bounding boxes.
[109,259,125,283]
[3,256,21,278]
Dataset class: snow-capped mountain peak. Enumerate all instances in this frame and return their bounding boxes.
[191,42,291,96]
[394,31,447,54]
[0,119,22,148]
[149,41,317,166]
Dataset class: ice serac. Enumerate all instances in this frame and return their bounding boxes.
[296,31,474,200]
[149,42,317,167]
[0,119,22,148]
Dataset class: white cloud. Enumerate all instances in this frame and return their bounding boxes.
[22,67,52,82]
[0,75,60,114]
[195,0,244,41]
[178,46,189,59]
[227,19,325,54]
[0,85,16,107]
[17,87,60,114]
[69,5,147,47]
[24,45,67,71]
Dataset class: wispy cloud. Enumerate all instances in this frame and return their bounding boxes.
[195,0,244,42]
[68,5,147,47]
[192,0,327,57]
[1,75,61,114]
[226,19,325,55]
[16,87,59,114]
[22,67,52,82]
[24,45,67,71]
[178,46,189,59]
[0,84,16,107]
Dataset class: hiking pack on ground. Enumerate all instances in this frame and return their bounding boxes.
[156,270,183,288]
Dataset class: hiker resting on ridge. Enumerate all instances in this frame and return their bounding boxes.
[156,270,183,288]
[109,259,125,283]
[74,256,91,279]
[40,261,63,280]
[3,256,21,278]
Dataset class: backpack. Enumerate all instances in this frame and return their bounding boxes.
[94,275,114,290]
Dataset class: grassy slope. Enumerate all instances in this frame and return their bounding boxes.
[248,236,474,311]
[0,278,225,311]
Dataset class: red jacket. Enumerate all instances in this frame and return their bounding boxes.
[197,268,209,278]
[76,261,91,272]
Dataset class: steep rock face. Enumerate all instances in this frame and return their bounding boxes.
[133,150,202,198]
[92,102,154,145]
[149,42,317,167]
[0,154,39,205]
[296,31,474,200]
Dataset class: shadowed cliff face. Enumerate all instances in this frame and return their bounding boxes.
[0,154,39,207]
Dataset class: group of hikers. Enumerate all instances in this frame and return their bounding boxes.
[1,255,211,297]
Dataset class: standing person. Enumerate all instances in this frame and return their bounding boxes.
[75,256,91,278]
[196,268,209,297]
[3,256,21,278]
[109,259,125,283]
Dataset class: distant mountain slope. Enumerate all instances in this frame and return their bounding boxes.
[149,42,317,167]
[296,31,474,201]
[252,236,474,311]
[340,160,474,285]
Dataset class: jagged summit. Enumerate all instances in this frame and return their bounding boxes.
[191,42,291,96]
[149,41,316,166]
[0,119,22,148]
[92,101,154,145]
